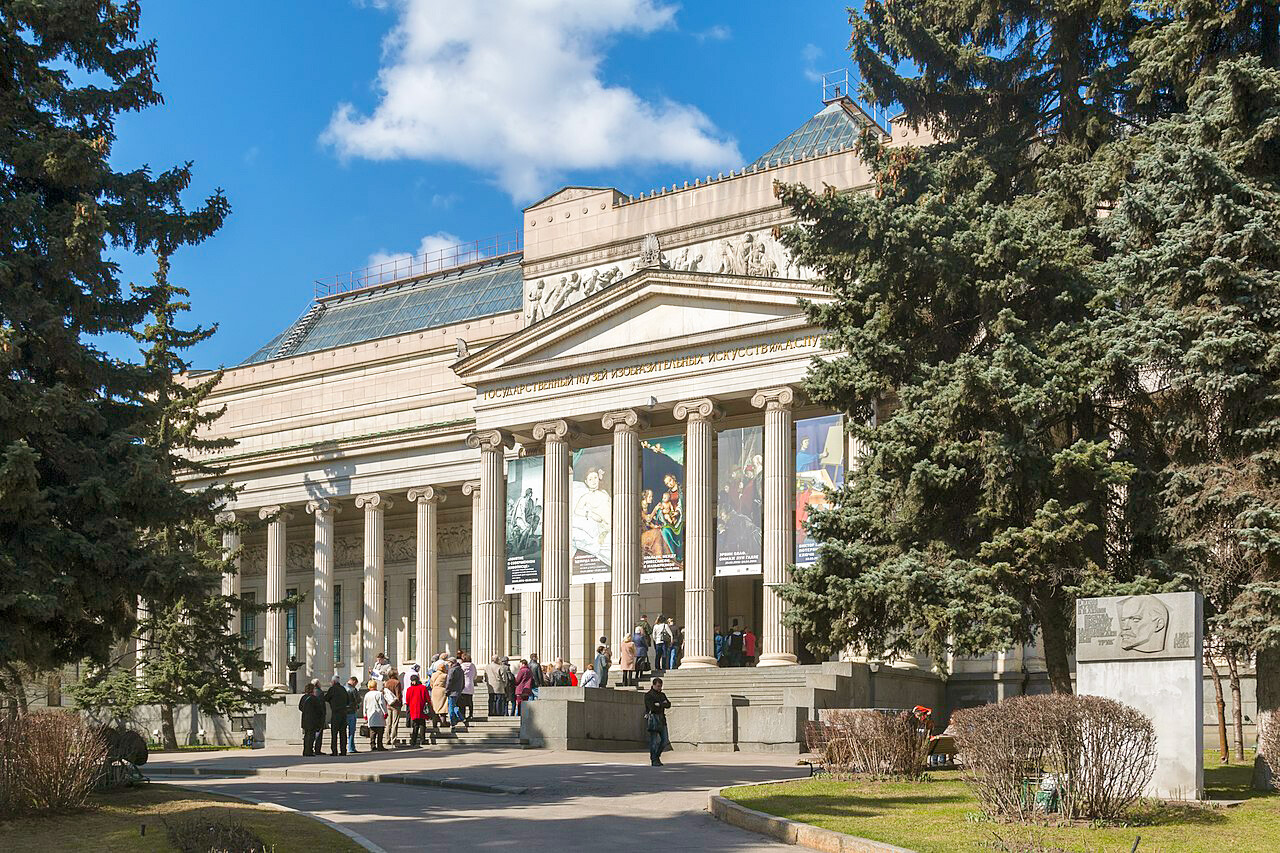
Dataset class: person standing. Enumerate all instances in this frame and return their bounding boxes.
[632,624,650,682]
[324,675,349,757]
[299,683,326,757]
[594,644,611,688]
[370,651,392,684]
[429,661,449,726]
[460,652,478,722]
[743,627,757,667]
[445,657,465,725]
[549,659,570,686]
[581,663,599,688]
[727,621,744,667]
[529,652,544,699]
[714,625,725,666]
[638,614,653,646]
[653,616,672,674]
[485,655,502,717]
[620,633,638,688]
[514,659,533,714]
[502,656,518,715]
[644,677,672,766]
[362,679,388,751]
[345,676,362,753]
[384,669,403,746]
[670,619,683,670]
[405,673,430,747]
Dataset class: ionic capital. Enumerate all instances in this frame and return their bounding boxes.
[305,498,339,516]
[466,428,514,453]
[751,386,796,412]
[407,486,446,505]
[462,480,482,498]
[673,398,723,423]
[258,505,294,523]
[214,510,238,525]
[532,419,579,444]
[602,408,649,433]
[355,493,393,512]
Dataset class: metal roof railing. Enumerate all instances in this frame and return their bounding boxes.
[314,230,523,299]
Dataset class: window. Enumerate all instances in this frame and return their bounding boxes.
[286,587,298,662]
[458,575,471,654]
[508,594,521,656]
[333,584,343,666]
[408,578,417,661]
[241,591,257,648]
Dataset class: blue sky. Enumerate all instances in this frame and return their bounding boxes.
[107,1,854,369]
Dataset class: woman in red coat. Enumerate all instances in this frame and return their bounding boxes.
[405,674,431,747]
[514,659,533,714]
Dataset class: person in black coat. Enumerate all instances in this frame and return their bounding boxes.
[644,677,672,766]
[324,676,349,756]
[445,658,465,723]
[299,684,326,757]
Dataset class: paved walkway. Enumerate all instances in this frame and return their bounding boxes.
[150,746,802,851]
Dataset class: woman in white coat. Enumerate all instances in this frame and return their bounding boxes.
[363,679,389,751]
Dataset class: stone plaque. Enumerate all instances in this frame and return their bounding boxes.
[1076,592,1199,662]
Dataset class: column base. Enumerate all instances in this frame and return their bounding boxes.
[756,653,799,667]
[678,655,719,669]
[265,682,289,694]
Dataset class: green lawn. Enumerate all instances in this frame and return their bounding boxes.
[723,753,1280,853]
[0,783,362,852]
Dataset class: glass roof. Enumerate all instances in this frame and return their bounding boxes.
[241,254,523,365]
[748,101,865,171]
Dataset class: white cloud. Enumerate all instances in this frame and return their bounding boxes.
[802,43,824,83]
[695,24,731,42]
[323,0,741,199]
[367,231,463,277]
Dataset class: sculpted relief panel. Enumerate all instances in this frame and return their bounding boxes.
[524,229,810,323]
[238,522,472,577]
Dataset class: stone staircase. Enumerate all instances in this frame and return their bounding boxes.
[658,665,824,708]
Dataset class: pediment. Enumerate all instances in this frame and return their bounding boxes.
[454,269,827,384]
[525,185,620,211]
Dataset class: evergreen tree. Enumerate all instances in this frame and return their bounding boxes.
[1093,57,1280,787]
[776,2,1170,692]
[74,250,277,748]
[0,1,228,693]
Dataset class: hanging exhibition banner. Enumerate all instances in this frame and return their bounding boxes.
[504,456,543,593]
[640,434,685,583]
[569,444,613,584]
[715,425,764,576]
[795,414,845,568]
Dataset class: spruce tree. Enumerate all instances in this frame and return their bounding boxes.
[74,250,277,748]
[0,1,228,693]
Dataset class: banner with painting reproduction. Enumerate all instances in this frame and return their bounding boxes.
[795,414,845,568]
[640,434,684,583]
[569,444,613,584]
[715,425,764,576]
[504,456,543,593]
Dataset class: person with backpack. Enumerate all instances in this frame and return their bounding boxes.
[497,656,516,715]
[652,616,672,674]
[727,621,745,667]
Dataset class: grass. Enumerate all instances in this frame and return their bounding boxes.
[0,783,362,852]
[723,751,1280,853]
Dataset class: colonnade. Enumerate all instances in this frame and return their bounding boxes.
[218,385,805,691]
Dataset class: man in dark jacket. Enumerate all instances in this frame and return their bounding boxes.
[324,676,349,756]
[299,684,326,756]
[345,676,363,753]
[529,652,544,698]
[445,657,465,724]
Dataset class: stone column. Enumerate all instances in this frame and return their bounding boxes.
[407,487,445,662]
[752,387,799,666]
[534,419,576,663]
[355,493,392,671]
[216,511,241,637]
[462,480,481,658]
[465,430,513,669]
[602,409,648,653]
[305,499,338,681]
[259,505,292,691]
[673,398,721,668]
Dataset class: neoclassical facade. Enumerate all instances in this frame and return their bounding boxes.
[199,95,1036,695]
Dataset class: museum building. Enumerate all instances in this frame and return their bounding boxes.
[200,92,1046,708]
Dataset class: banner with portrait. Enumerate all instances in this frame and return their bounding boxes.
[795,414,845,568]
[640,434,684,583]
[504,456,543,593]
[715,425,764,576]
[569,444,613,584]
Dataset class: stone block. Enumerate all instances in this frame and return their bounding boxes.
[736,705,807,752]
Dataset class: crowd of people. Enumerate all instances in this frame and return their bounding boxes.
[295,610,757,762]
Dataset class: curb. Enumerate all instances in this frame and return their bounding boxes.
[710,779,915,853]
[149,764,527,795]
[168,784,389,853]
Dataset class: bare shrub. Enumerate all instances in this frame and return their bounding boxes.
[165,813,268,853]
[952,694,1157,823]
[0,711,109,815]
[808,709,930,779]
[99,726,149,766]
